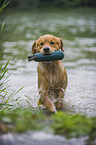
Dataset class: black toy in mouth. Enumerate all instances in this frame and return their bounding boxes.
[28,51,64,62]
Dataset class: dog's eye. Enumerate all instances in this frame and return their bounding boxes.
[40,42,44,46]
[50,41,54,45]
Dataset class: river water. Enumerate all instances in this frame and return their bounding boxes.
[0,9,96,117]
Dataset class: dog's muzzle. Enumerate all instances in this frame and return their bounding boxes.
[43,47,52,65]
[43,47,50,55]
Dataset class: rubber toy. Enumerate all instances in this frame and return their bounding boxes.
[28,51,64,62]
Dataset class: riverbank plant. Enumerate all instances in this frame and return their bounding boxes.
[0,109,96,139]
[0,0,33,112]
[51,112,96,138]
[0,50,25,112]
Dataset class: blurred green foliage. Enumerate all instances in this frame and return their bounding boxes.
[0,108,45,133]
[0,109,96,141]
[0,0,96,10]
[51,112,96,138]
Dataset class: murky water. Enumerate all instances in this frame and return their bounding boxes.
[0,131,89,145]
[0,9,96,117]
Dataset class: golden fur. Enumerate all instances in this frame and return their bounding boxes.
[32,34,68,112]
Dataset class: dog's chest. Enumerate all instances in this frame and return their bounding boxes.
[46,67,62,87]
[38,62,65,89]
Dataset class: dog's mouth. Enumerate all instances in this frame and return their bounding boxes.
[45,61,52,65]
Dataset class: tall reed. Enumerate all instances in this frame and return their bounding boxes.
[0,1,24,112]
[0,49,25,111]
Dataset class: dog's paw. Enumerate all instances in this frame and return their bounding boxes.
[38,96,57,113]
[55,101,64,110]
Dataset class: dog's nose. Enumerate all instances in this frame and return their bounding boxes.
[43,47,50,53]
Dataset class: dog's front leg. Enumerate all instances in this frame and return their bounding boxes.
[55,89,65,109]
[38,90,57,113]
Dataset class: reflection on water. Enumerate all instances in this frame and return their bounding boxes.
[0,10,96,117]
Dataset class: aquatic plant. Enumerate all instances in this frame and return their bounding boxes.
[0,49,25,111]
[0,0,10,14]
[0,108,45,133]
[51,111,96,138]
[0,0,25,112]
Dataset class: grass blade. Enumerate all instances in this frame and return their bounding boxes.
[0,48,5,59]
[25,95,33,100]
[0,0,10,13]
[11,86,24,98]
[1,22,5,32]
[0,85,11,92]
[1,59,10,73]
[25,99,35,110]
[0,69,8,80]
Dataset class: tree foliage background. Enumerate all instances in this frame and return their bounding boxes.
[0,0,96,10]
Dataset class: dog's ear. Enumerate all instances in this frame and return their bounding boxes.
[59,38,64,52]
[32,41,37,54]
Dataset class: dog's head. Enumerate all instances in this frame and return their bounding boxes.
[32,34,64,55]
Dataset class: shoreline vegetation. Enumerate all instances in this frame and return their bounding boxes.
[0,1,96,144]
[1,7,96,15]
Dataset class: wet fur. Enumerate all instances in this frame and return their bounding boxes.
[32,34,68,112]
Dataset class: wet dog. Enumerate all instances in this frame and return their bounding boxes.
[32,34,68,112]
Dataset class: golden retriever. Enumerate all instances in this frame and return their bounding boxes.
[32,34,68,112]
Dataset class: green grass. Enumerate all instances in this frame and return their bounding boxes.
[51,112,96,138]
[0,49,25,111]
[0,0,10,14]
[0,108,45,133]
[0,0,34,112]
[0,108,96,139]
